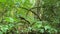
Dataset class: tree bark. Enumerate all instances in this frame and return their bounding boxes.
[34,0,41,20]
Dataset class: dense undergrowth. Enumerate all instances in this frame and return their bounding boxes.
[0,0,60,34]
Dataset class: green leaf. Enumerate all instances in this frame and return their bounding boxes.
[40,29,44,33]
[44,26,51,30]
[1,25,8,32]
[4,17,14,22]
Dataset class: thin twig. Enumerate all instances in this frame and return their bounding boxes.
[19,16,30,24]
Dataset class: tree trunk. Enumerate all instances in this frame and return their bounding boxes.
[34,0,42,20]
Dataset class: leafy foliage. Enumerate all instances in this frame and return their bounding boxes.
[0,0,60,34]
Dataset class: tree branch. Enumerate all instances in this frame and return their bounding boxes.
[19,7,42,21]
[19,16,30,24]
